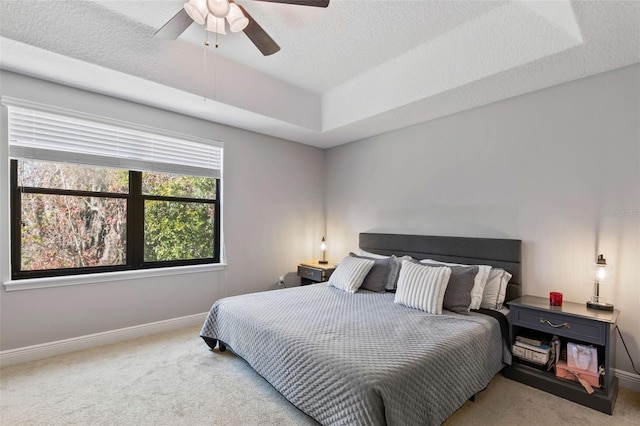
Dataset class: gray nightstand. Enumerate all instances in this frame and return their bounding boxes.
[503,295,619,414]
[297,262,335,286]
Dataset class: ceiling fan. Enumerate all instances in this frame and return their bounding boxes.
[155,0,330,56]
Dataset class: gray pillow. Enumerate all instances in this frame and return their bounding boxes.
[349,252,398,293]
[418,261,478,314]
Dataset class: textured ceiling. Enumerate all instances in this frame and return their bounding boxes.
[1,0,639,148]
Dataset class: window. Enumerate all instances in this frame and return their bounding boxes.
[7,102,222,280]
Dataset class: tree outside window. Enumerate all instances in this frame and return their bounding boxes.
[12,159,220,279]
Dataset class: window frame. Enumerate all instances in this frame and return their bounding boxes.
[10,160,221,281]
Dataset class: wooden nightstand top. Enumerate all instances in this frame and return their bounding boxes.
[299,261,336,270]
[509,295,619,324]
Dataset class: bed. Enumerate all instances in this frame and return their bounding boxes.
[200,233,522,425]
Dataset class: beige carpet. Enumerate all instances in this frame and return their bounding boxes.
[1,326,638,425]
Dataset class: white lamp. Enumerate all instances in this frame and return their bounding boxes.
[184,0,246,42]
[586,254,614,311]
[184,0,209,25]
[207,0,230,18]
[226,3,249,33]
[319,236,328,264]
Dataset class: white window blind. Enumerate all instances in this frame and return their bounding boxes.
[7,105,222,178]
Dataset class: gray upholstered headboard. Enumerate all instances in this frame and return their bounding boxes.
[359,233,522,302]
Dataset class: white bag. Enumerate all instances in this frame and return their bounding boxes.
[567,342,598,375]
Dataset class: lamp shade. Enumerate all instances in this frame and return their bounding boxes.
[587,254,614,311]
[207,0,230,18]
[318,236,328,264]
[206,14,226,35]
[595,254,607,281]
[184,0,209,25]
[226,3,249,33]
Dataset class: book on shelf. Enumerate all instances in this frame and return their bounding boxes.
[513,336,552,366]
[515,335,546,346]
[514,340,551,351]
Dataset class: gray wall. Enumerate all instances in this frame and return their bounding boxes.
[325,64,640,375]
[0,71,325,350]
[2,64,638,380]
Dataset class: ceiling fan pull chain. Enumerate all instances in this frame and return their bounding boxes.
[203,26,218,101]
[213,41,217,101]
[204,27,208,101]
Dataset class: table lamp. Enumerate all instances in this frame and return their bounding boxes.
[318,236,328,264]
[586,254,614,311]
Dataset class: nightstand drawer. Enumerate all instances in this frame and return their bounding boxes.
[297,265,325,282]
[512,307,606,345]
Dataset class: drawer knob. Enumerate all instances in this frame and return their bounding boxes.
[306,271,314,276]
[540,318,571,329]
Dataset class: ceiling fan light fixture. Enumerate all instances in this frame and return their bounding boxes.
[206,14,227,35]
[184,0,209,25]
[207,0,230,19]
[226,3,249,33]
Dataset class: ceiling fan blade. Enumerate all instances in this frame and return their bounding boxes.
[250,0,329,7]
[154,8,194,40]
[238,5,281,56]
[250,0,329,6]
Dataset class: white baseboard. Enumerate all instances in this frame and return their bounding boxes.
[0,312,208,368]
[615,368,640,392]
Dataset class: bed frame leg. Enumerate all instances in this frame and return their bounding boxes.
[201,336,218,351]
[201,336,228,352]
[469,382,489,402]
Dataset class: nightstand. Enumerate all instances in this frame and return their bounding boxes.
[503,295,619,414]
[297,261,336,285]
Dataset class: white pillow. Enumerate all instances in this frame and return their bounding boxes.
[328,255,375,293]
[394,260,451,314]
[419,259,491,310]
[480,268,512,310]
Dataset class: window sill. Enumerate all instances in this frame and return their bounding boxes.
[2,263,226,292]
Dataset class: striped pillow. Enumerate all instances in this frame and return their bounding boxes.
[328,256,376,293]
[394,260,451,314]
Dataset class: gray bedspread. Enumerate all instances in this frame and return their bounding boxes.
[200,284,505,426]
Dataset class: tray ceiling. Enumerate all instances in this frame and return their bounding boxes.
[1,1,639,148]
